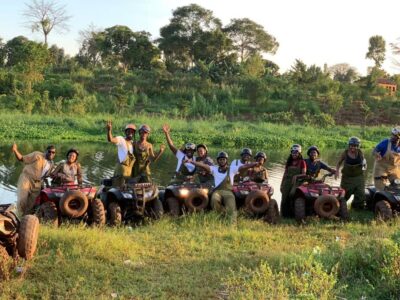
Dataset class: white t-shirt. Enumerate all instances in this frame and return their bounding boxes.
[175,150,196,173]
[41,160,52,177]
[229,159,245,184]
[210,165,230,187]
[115,136,133,163]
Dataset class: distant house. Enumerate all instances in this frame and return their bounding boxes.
[377,78,397,96]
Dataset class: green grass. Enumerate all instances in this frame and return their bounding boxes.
[1,213,400,299]
[0,111,391,150]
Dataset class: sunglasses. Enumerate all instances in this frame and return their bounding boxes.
[291,151,299,154]
[48,150,56,154]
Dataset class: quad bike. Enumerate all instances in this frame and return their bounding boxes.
[365,177,400,221]
[0,204,39,279]
[98,178,163,226]
[162,176,210,215]
[292,173,348,223]
[34,183,105,227]
[232,178,279,224]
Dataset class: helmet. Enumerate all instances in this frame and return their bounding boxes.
[391,127,400,137]
[138,124,151,133]
[348,137,361,147]
[307,146,320,156]
[255,152,267,159]
[125,124,136,132]
[196,143,208,153]
[66,148,79,158]
[184,143,196,151]
[217,151,229,160]
[240,148,252,157]
[290,144,302,153]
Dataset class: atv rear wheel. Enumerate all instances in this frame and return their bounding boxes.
[245,190,269,214]
[185,190,209,212]
[17,215,39,260]
[91,199,106,226]
[60,190,89,218]
[339,199,349,221]
[166,197,180,216]
[314,195,340,218]
[264,199,279,224]
[108,202,122,226]
[375,200,392,221]
[151,198,164,219]
[37,202,58,227]
[294,197,306,223]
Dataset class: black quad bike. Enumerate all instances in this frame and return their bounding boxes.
[98,178,163,225]
[292,174,348,223]
[162,176,210,215]
[365,177,400,221]
[0,204,39,279]
[232,179,279,224]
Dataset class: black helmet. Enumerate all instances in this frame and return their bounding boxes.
[307,146,320,156]
[66,148,79,158]
[240,148,252,157]
[255,152,267,159]
[217,151,228,160]
[184,143,196,151]
[196,143,208,153]
[348,137,361,147]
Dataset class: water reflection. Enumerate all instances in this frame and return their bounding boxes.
[0,143,375,205]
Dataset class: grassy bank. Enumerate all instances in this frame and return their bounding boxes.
[0,112,391,149]
[1,213,400,299]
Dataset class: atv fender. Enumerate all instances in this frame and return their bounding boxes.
[374,191,397,205]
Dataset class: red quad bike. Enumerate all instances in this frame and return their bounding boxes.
[232,179,279,224]
[0,204,39,279]
[162,176,210,214]
[365,177,400,221]
[292,173,348,223]
[34,183,105,227]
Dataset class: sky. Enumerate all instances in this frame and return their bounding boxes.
[1,0,400,75]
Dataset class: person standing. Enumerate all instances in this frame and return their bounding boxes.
[12,143,56,215]
[372,127,400,190]
[335,137,367,210]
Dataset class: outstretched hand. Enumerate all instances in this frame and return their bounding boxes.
[160,144,166,152]
[11,142,17,153]
[162,124,170,134]
[106,120,112,131]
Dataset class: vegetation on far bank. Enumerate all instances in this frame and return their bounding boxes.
[0,213,400,299]
[0,112,391,150]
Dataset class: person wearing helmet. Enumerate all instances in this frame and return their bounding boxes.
[106,120,136,185]
[335,137,367,210]
[248,152,269,183]
[51,148,83,185]
[188,151,259,224]
[131,124,165,183]
[305,146,336,179]
[12,143,56,215]
[231,148,253,183]
[162,124,197,181]
[195,144,214,185]
[280,144,307,218]
[372,127,400,190]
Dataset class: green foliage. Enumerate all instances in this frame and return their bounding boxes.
[366,35,386,67]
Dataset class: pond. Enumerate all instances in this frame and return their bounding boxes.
[0,142,376,205]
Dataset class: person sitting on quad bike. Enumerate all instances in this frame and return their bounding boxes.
[335,137,367,210]
[162,123,197,182]
[231,148,253,183]
[12,143,56,216]
[195,144,214,187]
[106,120,136,186]
[280,144,307,218]
[51,148,83,185]
[188,152,259,224]
[132,124,165,183]
[247,152,269,183]
[305,146,336,179]
[372,127,400,191]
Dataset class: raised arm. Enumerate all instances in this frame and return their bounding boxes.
[106,120,119,144]
[188,160,211,173]
[149,144,166,163]
[238,162,260,172]
[11,143,23,162]
[162,124,178,155]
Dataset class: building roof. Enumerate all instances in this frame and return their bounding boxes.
[377,78,397,86]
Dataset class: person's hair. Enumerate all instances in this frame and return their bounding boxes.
[46,145,56,151]
[285,153,303,168]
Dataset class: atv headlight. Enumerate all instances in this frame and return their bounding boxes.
[179,188,190,198]
[309,192,319,198]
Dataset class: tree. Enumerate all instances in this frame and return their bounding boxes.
[390,37,400,69]
[0,38,5,67]
[328,63,359,83]
[224,18,278,62]
[366,35,386,68]
[77,24,104,67]
[23,0,71,45]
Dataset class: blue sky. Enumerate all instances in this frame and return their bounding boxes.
[1,0,400,75]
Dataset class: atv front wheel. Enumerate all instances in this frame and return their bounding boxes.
[91,199,106,226]
[108,202,122,226]
[294,197,306,223]
[245,190,269,214]
[17,215,40,259]
[264,199,279,224]
[375,200,392,221]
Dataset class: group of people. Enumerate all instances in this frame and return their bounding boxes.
[11,122,400,223]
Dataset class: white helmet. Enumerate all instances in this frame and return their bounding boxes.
[391,127,400,137]
[290,144,302,153]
